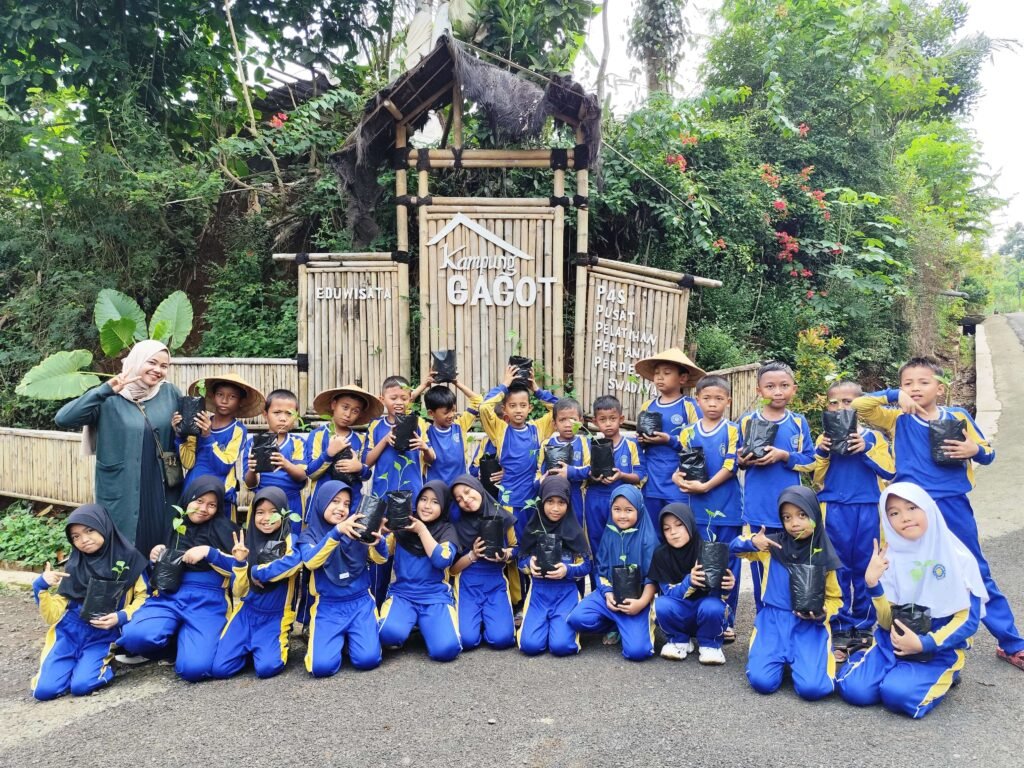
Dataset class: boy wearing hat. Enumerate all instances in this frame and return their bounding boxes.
[175,373,265,522]
[305,383,385,517]
[635,347,706,526]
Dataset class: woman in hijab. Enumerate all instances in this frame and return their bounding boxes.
[730,485,843,700]
[211,487,304,679]
[56,340,183,558]
[118,475,240,682]
[299,480,385,677]
[377,480,462,661]
[650,504,735,665]
[517,476,591,657]
[449,475,518,650]
[566,485,660,661]
[838,482,988,718]
[30,504,148,700]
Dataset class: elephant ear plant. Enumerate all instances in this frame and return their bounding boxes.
[16,289,194,400]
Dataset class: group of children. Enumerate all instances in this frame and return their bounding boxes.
[31,347,1022,719]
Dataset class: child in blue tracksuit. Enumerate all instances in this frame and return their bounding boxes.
[211,487,304,679]
[176,376,263,520]
[838,482,988,718]
[651,503,735,665]
[731,486,842,701]
[421,380,483,486]
[584,396,646,563]
[300,480,385,677]
[854,356,1024,671]
[119,475,241,682]
[737,362,816,612]
[812,380,894,657]
[377,481,462,662]
[517,476,592,656]
[537,397,591,525]
[364,375,431,605]
[242,389,308,535]
[634,347,704,524]
[566,486,660,661]
[478,366,559,542]
[672,375,744,641]
[31,504,149,700]
[450,475,519,650]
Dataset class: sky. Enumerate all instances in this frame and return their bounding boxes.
[574,0,1024,252]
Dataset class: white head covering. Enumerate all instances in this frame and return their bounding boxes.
[82,340,170,456]
[879,482,988,619]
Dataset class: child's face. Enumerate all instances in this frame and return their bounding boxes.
[452,484,483,513]
[213,384,243,418]
[543,495,568,523]
[67,523,105,554]
[780,502,813,539]
[504,390,531,427]
[417,489,443,523]
[139,352,170,388]
[826,384,859,412]
[697,386,730,421]
[554,408,580,440]
[652,363,687,396]
[757,371,796,410]
[661,515,690,549]
[611,497,639,530]
[187,491,220,524]
[266,397,298,435]
[324,491,352,525]
[885,495,928,541]
[253,500,283,535]
[331,395,364,428]
[381,384,410,417]
[428,406,456,429]
[593,408,624,439]
[900,366,943,410]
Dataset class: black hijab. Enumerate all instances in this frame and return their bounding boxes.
[59,504,149,601]
[770,486,842,570]
[647,503,701,588]
[450,474,515,551]
[396,480,459,557]
[520,476,590,558]
[299,480,365,587]
[246,487,292,593]
[172,475,239,571]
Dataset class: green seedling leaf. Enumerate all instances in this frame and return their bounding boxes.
[99,317,138,357]
[94,288,146,341]
[16,350,101,400]
[148,290,193,351]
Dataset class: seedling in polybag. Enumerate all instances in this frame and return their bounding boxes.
[111,560,128,580]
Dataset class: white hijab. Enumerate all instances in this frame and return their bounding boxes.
[83,340,170,456]
[879,482,988,619]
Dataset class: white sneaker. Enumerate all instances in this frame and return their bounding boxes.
[699,646,726,665]
[660,641,693,660]
[114,654,149,665]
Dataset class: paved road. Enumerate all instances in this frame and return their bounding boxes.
[3,318,1024,767]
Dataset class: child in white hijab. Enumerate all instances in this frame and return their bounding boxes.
[837,481,988,718]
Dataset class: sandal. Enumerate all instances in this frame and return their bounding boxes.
[833,647,849,663]
[722,627,736,644]
[997,647,1024,670]
[603,630,620,646]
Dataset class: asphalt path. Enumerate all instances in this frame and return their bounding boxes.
[2,318,1024,767]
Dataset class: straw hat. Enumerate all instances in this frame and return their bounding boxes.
[312,383,384,425]
[634,347,707,382]
[188,374,266,419]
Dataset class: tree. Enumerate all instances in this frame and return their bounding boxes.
[627,0,689,94]
[999,223,1024,262]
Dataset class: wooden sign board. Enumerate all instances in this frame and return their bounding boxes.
[575,260,691,419]
[419,204,565,398]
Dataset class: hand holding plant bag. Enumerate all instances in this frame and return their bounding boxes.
[430,350,457,383]
[772,486,841,620]
[822,410,857,456]
[741,417,779,461]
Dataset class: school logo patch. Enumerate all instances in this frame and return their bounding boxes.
[790,435,800,450]
[932,563,946,580]
[671,414,684,425]
[719,443,727,458]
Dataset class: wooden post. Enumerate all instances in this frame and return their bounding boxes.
[297,262,309,409]
[395,123,409,255]
[418,169,430,379]
[552,169,565,386]
[451,76,463,149]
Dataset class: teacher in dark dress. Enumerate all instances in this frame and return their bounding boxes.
[55,340,183,557]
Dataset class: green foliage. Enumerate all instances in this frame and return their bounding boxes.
[15,350,101,400]
[149,291,194,350]
[94,289,147,344]
[0,506,68,567]
[628,0,690,92]
[691,324,750,372]
[790,326,848,428]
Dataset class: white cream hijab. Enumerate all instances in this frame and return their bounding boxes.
[879,482,988,619]
[83,340,170,456]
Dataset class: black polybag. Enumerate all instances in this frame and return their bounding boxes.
[822,410,858,456]
[677,447,708,482]
[612,564,642,604]
[636,410,663,437]
[929,419,966,466]
[788,563,826,615]
[742,418,779,460]
[355,494,387,543]
[430,350,457,383]
[590,437,615,478]
[699,540,730,592]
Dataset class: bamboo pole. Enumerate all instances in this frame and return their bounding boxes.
[297,262,309,409]
[593,257,723,288]
[451,75,463,149]
[406,148,577,162]
[588,266,683,291]
[274,252,394,262]
[408,158,578,169]
[418,171,430,378]
[427,197,552,207]
[396,123,409,255]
